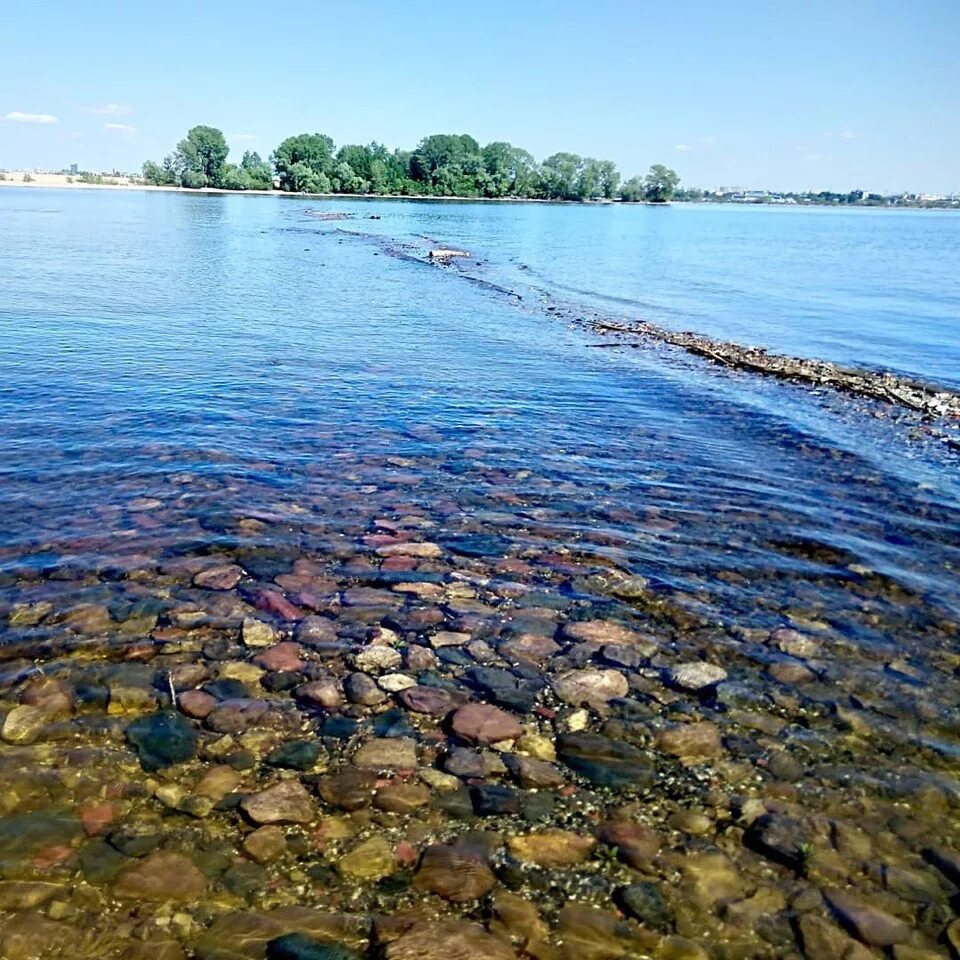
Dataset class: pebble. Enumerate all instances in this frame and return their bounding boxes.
[125,711,198,770]
[243,616,278,648]
[337,835,395,880]
[244,825,288,863]
[667,662,728,692]
[352,737,418,770]
[114,851,207,902]
[384,920,517,960]
[378,673,417,692]
[241,780,316,824]
[655,721,723,760]
[414,843,496,901]
[352,646,402,673]
[823,888,912,946]
[507,829,596,866]
[551,668,629,707]
[1,704,48,744]
[450,702,522,744]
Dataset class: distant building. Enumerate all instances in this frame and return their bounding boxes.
[70,163,78,175]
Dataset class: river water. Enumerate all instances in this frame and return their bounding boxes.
[0,187,959,959]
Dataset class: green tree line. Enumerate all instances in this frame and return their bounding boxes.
[142,126,680,202]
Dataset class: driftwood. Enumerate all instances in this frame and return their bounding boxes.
[429,248,470,261]
[590,320,960,421]
[304,210,354,221]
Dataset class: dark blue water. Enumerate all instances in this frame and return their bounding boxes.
[0,186,958,638]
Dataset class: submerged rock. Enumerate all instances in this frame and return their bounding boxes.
[450,703,522,744]
[414,843,496,901]
[823,888,912,946]
[557,732,653,789]
[666,662,727,692]
[114,851,207,902]
[384,920,516,960]
[125,711,198,771]
[242,781,316,824]
[552,668,628,707]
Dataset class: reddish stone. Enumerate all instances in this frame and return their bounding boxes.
[20,677,74,716]
[596,820,662,869]
[382,556,418,572]
[205,698,269,733]
[394,841,418,867]
[81,803,115,836]
[179,690,217,719]
[254,590,304,621]
[450,703,522,745]
[193,565,244,591]
[397,686,455,716]
[253,642,305,673]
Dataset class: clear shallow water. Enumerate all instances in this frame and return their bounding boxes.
[335,199,960,389]
[1,187,960,957]
[1,188,957,622]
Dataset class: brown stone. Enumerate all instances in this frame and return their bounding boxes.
[551,669,628,707]
[562,620,656,652]
[20,677,74,716]
[597,820,661,869]
[385,920,518,960]
[508,830,596,867]
[114,851,207,902]
[243,825,287,863]
[178,689,217,719]
[374,782,432,814]
[655,722,723,760]
[206,697,269,733]
[451,703,522,745]
[194,565,244,590]
[253,642,305,672]
[414,843,496,902]
[318,769,377,811]
[499,633,561,664]
[353,738,417,770]
[396,684,455,715]
[241,780,315,824]
[295,679,342,709]
[823,889,912,947]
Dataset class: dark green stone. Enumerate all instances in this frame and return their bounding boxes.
[266,934,361,960]
[617,882,670,928]
[265,740,322,770]
[125,711,198,771]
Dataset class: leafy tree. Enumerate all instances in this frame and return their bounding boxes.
[142,159,177,186]
[181,169,208,189]
[332,160,363,193]
[481,141,539,198]
[644,164,680,202]
[220,164,251,190]
[596,160,621,199]
[540,152,582,200]
[620,175,645,202]
[272,134,335,192]
[240,151,273,190]
[175,125,228,188]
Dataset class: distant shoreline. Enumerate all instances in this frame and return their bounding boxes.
[1,174,956,210]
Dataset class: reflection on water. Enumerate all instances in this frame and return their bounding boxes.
[0,188,958,959]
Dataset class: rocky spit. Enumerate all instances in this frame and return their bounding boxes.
[1,463,959,960]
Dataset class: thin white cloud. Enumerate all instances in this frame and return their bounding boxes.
[4,111,58,124]
[805,153,823,161]
[840,130,855,140]
[675,143,691,152]
[699,135,716,145]
[105,123,135,133]
[88,103,132,116]
[229,133,257,141]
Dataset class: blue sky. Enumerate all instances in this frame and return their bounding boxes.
[1,0,957,193]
